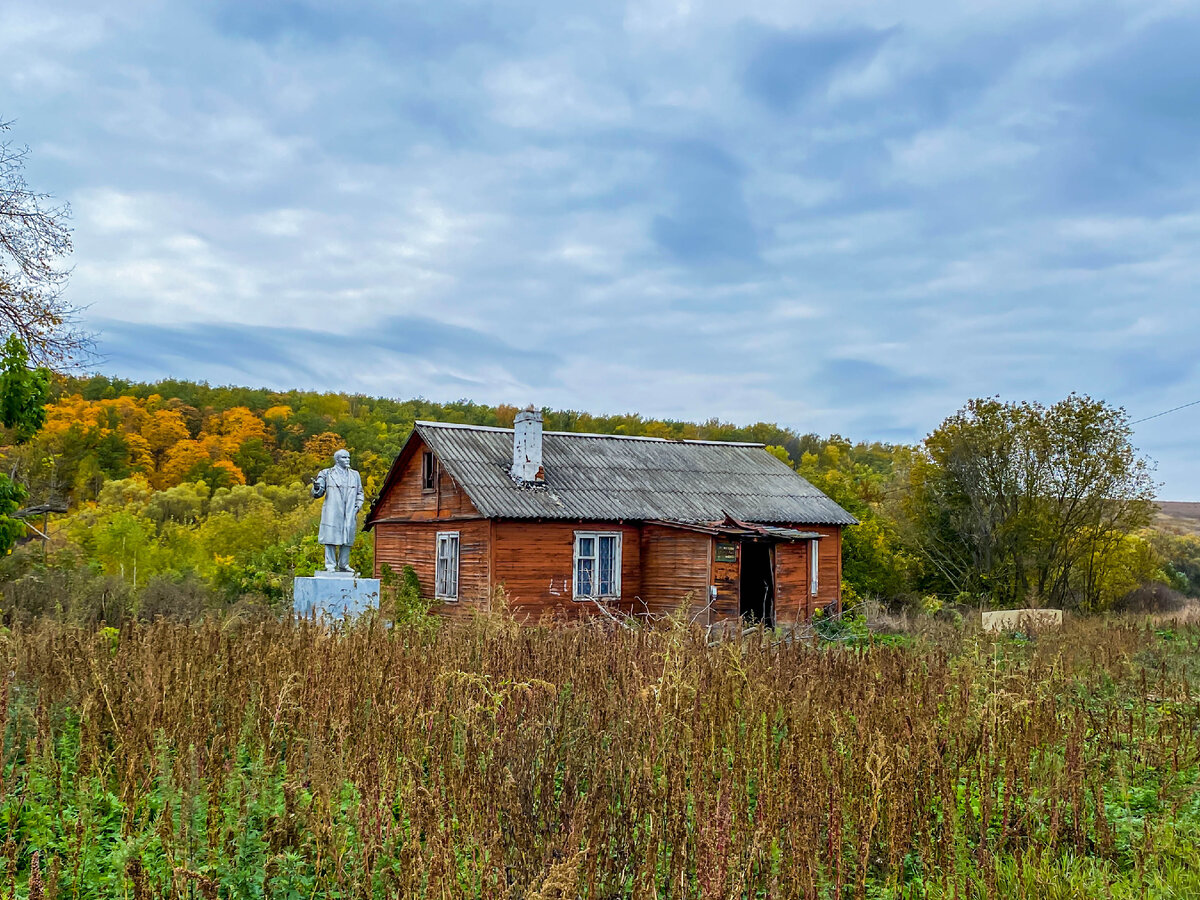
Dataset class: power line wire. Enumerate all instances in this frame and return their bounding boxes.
[1130,398,1200,425]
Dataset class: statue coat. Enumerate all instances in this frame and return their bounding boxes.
[312,466,364,547]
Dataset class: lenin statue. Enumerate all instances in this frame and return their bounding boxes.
[311,449,365,572]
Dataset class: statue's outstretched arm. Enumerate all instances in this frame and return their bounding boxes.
[311,470,327,498]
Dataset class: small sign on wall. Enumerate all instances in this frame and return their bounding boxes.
[715,542,737,563]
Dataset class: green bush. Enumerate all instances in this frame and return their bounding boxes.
[380,562,438,636]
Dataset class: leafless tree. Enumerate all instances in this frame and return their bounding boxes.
[0,118,89,366]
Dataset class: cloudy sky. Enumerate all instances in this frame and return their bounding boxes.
[3,1,1200,495]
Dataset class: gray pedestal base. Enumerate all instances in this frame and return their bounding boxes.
[294,571,381,620]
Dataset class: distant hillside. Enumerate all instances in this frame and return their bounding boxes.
[1156,502,1200,536]
[13,373,896,509]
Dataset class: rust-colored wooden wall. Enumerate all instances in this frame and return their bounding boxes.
[772,527,842,624]
[640,524,711,619]
[492,521,641,619]
[373,519,491,618]
[710,542,739,623]
[774,541,810,626]
[807,525,843,613]
[371,434,479,522]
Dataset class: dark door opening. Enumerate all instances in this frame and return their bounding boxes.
[739,541,775,626]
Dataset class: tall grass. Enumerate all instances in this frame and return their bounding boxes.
[0,614,1197,897]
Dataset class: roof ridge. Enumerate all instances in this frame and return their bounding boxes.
[414,420,766,447]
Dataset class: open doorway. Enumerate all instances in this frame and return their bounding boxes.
[739,541,775,626]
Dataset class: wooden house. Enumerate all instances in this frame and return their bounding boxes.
[365,410,856,626]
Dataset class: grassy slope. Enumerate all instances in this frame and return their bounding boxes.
[1155,501,1200,536]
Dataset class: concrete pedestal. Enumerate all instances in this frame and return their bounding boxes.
[294,571,381,621]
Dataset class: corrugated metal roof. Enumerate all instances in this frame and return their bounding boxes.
[411,421,858,526]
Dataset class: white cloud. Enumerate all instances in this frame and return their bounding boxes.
[485,57,633,130]
[887,128,1039,186]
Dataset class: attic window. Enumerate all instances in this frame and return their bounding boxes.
[421,452,437,491]
[573,532,621,601]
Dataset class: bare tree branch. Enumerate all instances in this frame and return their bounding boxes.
[0,119,92,367]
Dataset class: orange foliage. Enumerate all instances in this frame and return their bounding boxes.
[124,433,154,474]
[42,394,150,438]
[495,404,519,428]
[303,431,345,460]
[210,407,269,440]
[39,393,284,490]
[160,439,216,486]
[205,407,270,457]
[141,410,190,468]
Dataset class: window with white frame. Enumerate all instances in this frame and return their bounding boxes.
[810,538,819,597]
[573,532,621,600]
[435,532,460,600]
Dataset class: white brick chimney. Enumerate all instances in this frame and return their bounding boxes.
[511,406,544,484]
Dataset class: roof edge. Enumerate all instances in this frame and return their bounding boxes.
[415,420,766,447]
[364,427,428,529]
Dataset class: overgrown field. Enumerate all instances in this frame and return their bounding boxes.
[0,615,1198,898]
